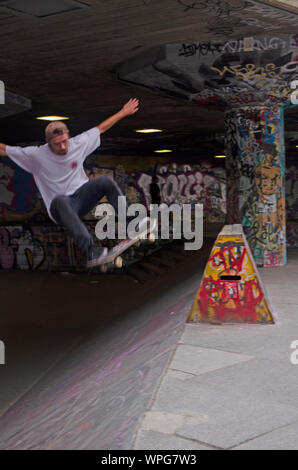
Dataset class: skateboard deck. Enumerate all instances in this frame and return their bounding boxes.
[87,217,156,271]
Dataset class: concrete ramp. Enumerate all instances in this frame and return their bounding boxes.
[0,290,193,450]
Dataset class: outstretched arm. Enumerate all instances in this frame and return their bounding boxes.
[97,98,139,134]
[0,143,7,157]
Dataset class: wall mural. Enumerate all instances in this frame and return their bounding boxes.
[224,105,286,267]
[1,147,298,270]
[118,34,298,266]
[0,158,225,270]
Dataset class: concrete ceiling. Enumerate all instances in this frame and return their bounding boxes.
[0,0,297,158]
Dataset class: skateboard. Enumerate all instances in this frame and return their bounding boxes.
[89,217,156,272]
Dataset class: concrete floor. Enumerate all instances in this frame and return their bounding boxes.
[0,245,297,450]
[133,248,298,450]
[0,241,211,449]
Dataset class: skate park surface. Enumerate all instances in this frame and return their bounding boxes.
[0,241,298,450]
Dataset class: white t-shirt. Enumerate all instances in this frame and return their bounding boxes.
[6,127,101,222]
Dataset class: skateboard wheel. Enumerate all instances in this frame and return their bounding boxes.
[148,233,155,243]
[100,264,108,273]
[115,256,123,268]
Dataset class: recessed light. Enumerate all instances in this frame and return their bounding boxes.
[154,149,172,153]
[36,116,69,121]
[135,129,163,133]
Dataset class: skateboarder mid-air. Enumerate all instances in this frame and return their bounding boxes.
[0,98,139,265]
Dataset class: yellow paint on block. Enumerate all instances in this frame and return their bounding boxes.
[188,225,274,324]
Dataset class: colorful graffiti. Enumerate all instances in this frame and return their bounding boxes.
[0,159,226,270]
[188,225,274,324]
[2,143,297,270]
[224,106,286,267]
[0,159,226,224]
[134,164,226,222]
[0,225,89,271]
[0,226,45,270]
[0,159,40,219]
[119,34,298,107]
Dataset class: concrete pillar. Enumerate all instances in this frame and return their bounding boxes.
[224,105,286,267]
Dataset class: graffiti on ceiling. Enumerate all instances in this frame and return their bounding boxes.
[118,34,298,108]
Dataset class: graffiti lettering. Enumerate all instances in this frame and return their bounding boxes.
[210,63,282,85]
[136,169,226,217]
[177,0,245,14]
[178,42,223,57]
[223,37,287,53]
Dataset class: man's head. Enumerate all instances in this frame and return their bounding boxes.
[45,121,69,155]
[263,142,277,163]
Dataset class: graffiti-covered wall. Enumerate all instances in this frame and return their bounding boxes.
[1,148,297,271]
[0,224,89,271]
[0,155,226,270]
[0,155,226,224]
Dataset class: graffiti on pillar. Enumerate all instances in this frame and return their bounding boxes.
[224,106,286,267]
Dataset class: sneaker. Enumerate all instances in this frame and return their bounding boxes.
[86,246,108,268]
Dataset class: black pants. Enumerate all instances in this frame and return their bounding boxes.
[50,175,124,256]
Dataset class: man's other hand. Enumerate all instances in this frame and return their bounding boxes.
[121,98,139,116]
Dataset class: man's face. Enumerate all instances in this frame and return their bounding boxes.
[265,153,274,164]
[49,132,69,155]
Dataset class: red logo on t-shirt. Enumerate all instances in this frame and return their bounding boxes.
[72,162,77,169]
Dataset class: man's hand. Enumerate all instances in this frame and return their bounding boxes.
[0,143,7,157]
[121,98,139,117]
[97,97,140,134]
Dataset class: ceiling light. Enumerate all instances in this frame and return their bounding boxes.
[154,149,172,153]
[215,154,226,158]
[135,129,163,133]
[36,116,69,121]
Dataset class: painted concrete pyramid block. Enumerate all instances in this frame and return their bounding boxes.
[188,224,274,324]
